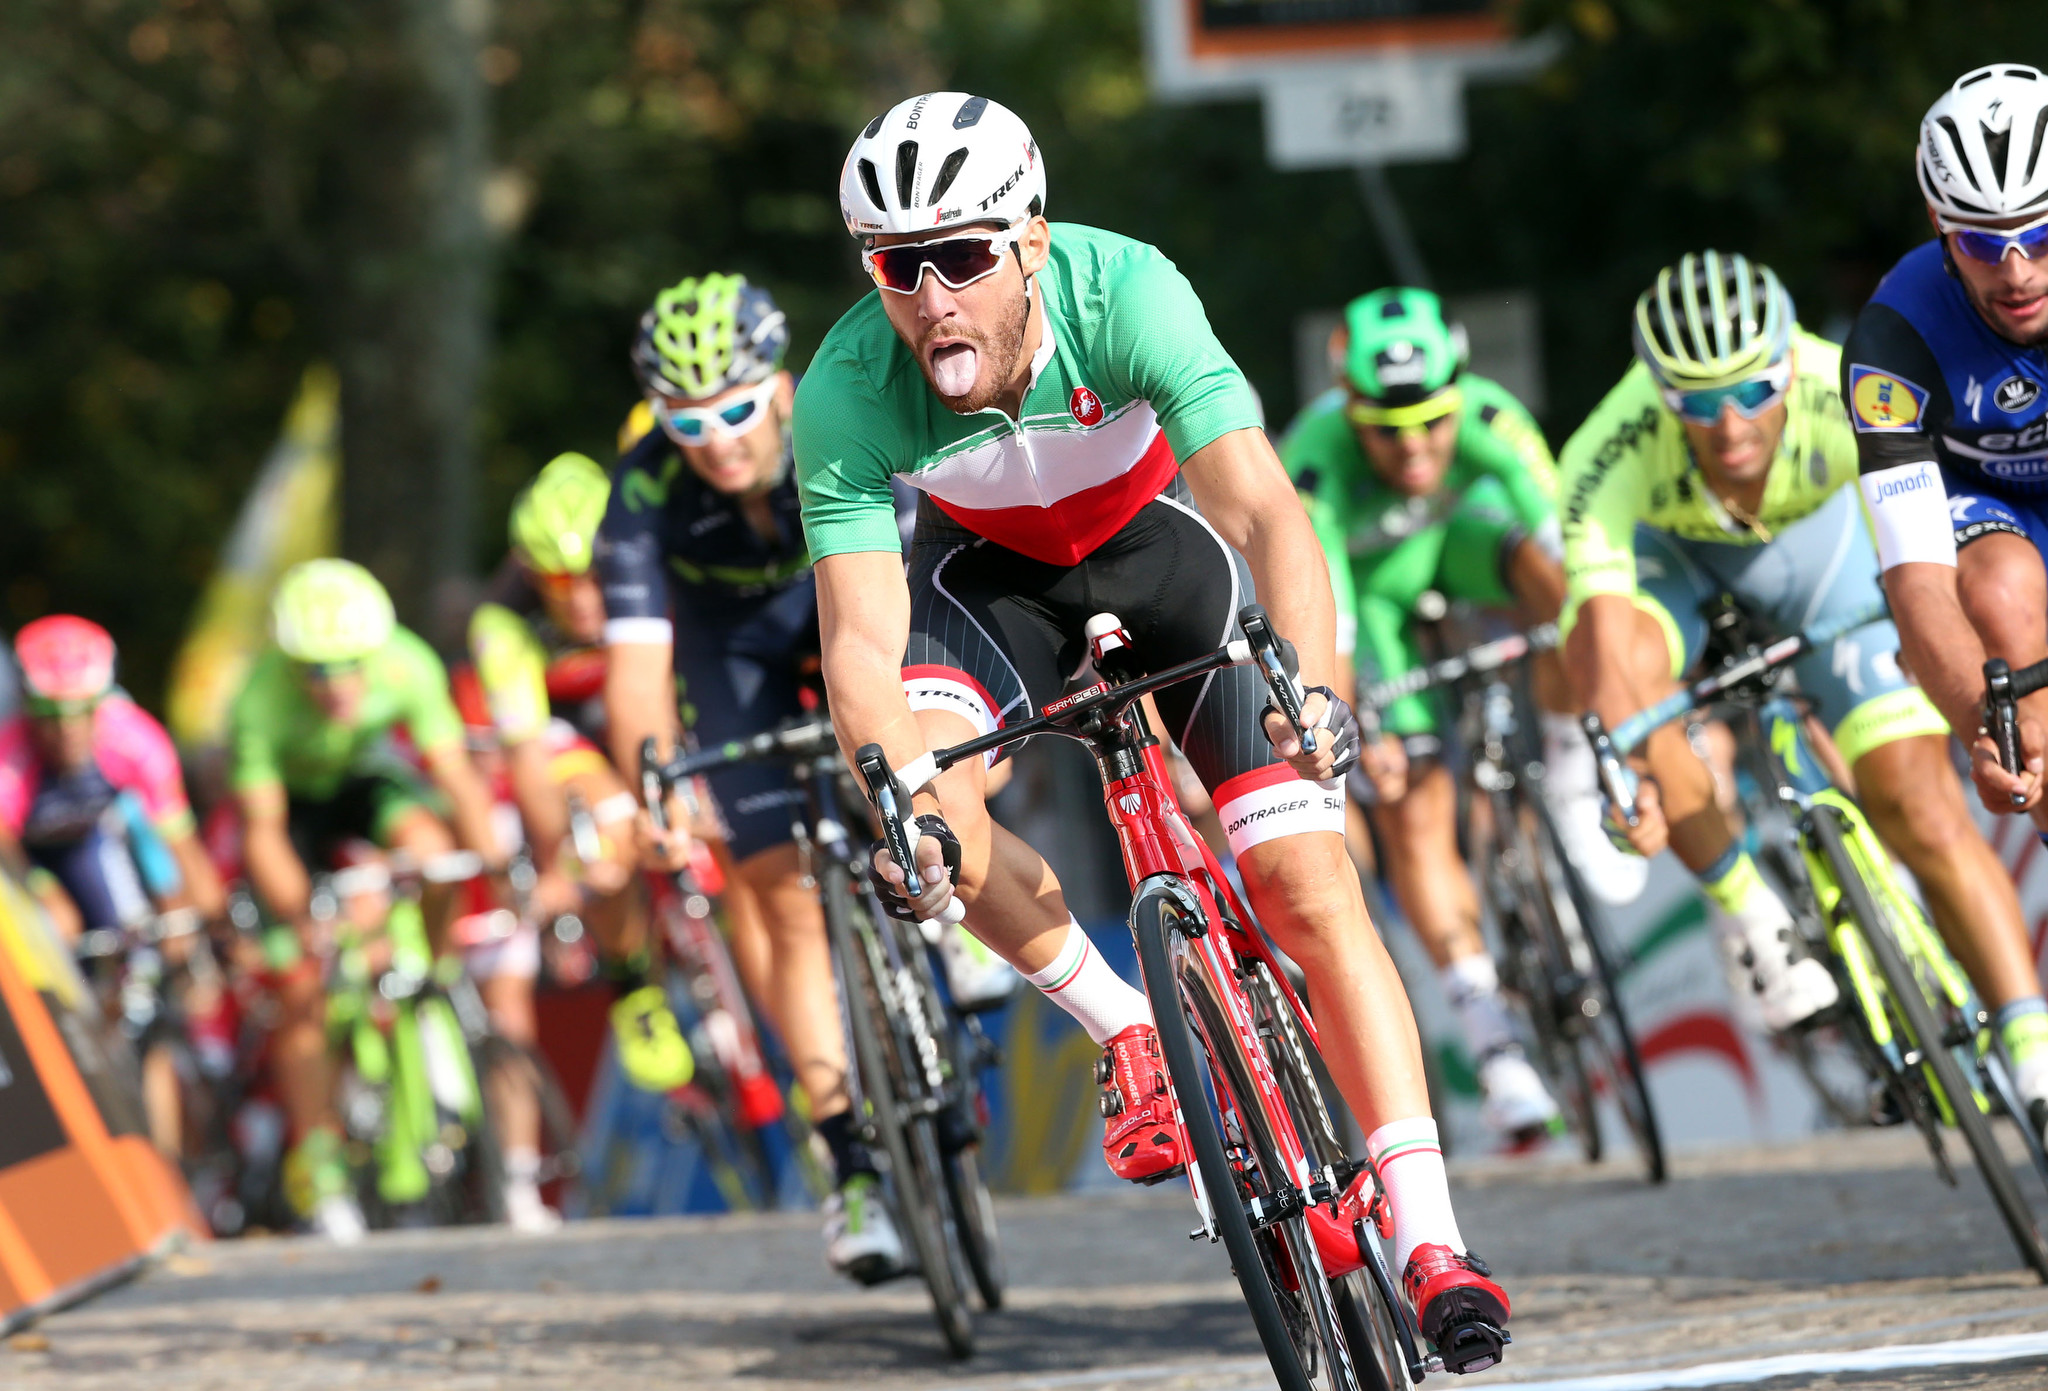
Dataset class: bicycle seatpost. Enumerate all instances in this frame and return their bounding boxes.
[1238,603,1317,755]
[1581,713,1640,828]
[854,743,966,928]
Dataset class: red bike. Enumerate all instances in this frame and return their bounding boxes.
[859,604,1506,1391]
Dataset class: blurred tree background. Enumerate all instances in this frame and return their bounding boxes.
[0,0,2042,706]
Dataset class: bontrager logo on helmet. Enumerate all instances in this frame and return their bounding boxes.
[15,615,116,703]
[511,452,612,575]
[1918,65,2048,224]
[273,558,396,665]
[1631,250,1793,390]
[840,93,1045,241]
[632,273,789,402]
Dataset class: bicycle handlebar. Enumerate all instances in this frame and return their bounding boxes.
[1362,624,1557,712]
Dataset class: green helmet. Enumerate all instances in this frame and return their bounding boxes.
[273,558,395,664]
[631,273,790,401]
[1631,250,1793,390]
[1343,287,1469,424]
[510,452,611,575]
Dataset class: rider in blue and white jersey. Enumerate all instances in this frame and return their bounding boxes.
[1848,64,2048,1129]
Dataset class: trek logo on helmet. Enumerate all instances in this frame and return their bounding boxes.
[1070,386,1104,427]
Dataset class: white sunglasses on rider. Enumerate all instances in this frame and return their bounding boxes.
[861,227,1023,295]
[654,376,780,444]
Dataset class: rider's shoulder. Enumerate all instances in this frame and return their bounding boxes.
[1868,239,1955,319]
[1559,361,1670,471]
[1277,387,1353,466]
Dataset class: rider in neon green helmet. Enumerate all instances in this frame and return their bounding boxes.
[509,452,611,576]
[273,558,396,666]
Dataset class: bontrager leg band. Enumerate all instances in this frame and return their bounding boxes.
[1023,919,1150,1045]
[1368,1117,1466,1272]
[1212,765,1346,857]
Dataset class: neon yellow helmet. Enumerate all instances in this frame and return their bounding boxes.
[509,452,611,575]
[1631,250,1794,390]
[273,559,395,664]
[631,273,789,401]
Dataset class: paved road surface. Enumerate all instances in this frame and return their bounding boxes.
[8,1128,2048,1389]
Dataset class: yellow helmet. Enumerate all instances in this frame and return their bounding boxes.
[509,452,611,575]
[1631,250,1793,390]
[273,559,395,664]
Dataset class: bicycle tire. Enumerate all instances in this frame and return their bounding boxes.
[1811,805,2048,1283]
[824,868,974,1357]
[1524,791,1667,1183]
[1133,882,1361,1391]
[1488,826,1600,1163]
[1248,961,1411,1391]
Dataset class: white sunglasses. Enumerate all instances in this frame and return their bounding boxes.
[653,376,780,444]
[860,227,1023,295]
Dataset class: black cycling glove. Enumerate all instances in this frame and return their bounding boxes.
[874,812,964,922]
[1262,684,1363,779]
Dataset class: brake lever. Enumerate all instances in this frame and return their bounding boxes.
[1238,604,1318,755]
[854,743,965,927]
[1582,713,1640,828]
[1985,658,2026,806]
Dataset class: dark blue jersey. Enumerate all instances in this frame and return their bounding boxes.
[1845,240,2048,492]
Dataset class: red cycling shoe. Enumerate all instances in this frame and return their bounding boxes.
[1096,1024,1186,1183]
[1403,1244,1511,1374]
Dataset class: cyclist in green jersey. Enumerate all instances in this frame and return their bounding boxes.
[1286,287,1601,1141]
[231,559,508,1241]
[1562,253,2047,1087]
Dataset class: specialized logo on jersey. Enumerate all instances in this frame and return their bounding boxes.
[1069,386,1104,427]
[1997,376,2043,413]
[1848,365,1929,431]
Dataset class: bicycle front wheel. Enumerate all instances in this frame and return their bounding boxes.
[1134,881,1366,1391]
[1811,804,2048,1282]
[823,868,974,1357]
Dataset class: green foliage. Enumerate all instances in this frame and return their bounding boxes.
[1,0,2042,704]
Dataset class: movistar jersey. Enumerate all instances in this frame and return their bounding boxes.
[1845,240,2048,570]
[595,425,813,648]
[1559,329,1856,605]
[467,559,607,746]
[794,222,1263,566]
[229,628,464,800]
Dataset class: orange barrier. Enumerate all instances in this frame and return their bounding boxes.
[0,873,204,1330]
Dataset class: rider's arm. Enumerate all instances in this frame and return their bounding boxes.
[166,831,227,920]
[469,606,568,872]
[814,550,929,796]
[239,782,311,920]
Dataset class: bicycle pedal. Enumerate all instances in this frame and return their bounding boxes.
[1433,1315,1510,1375]
[1133,1162,1188,1187]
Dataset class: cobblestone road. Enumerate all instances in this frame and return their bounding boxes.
[8,1128,2048,1389]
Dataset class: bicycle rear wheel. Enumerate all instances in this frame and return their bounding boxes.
[824,868,974,1357]
[1134,881,1366,1391]
[1811,805,2048,1283]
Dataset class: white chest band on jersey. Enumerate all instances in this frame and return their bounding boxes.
[1859,462,1957,571]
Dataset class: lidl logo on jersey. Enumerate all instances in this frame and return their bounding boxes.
[1848,365,1929,432]
[1069,386,1104,427]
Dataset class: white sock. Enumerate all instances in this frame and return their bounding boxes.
[1540,710,1596,796]
[1441,954,1516,1061]
[1024,920,1151,1045]
[1368,1117,1465,1271]
[505,1148,542,1184]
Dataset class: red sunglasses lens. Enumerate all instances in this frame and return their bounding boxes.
[872,238,1002,291]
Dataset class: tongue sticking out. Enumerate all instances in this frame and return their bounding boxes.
[930,343,980,398]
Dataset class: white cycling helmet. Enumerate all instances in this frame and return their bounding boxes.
[1918,64,2048,224]
[839,92,1044,241]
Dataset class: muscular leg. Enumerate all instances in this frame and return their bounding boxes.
[1957,532,2048,830]
[1503,534,1573,714]
[1370,763,1482,968]
[273,959,338,1142]
[735,842,851,1122]
[1855,734,2041,1008]
[479,972,541,1164]
[382,806,458,949]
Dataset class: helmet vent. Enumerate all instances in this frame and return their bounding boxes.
[863,112,887,139]
[895,140,919,210]
[1936,115,1982,191]
[1985,125,2012,182]
[928,148,969,205]
[2026,106,2048,184]
[953,96,988,129]
[858,158,885,212]
[1962,69,1996,89]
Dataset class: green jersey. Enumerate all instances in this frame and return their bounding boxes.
[1284,373,1556,669]
[1559,329,1856,607]
[794,222,1263,567]
[229,627,464,800]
